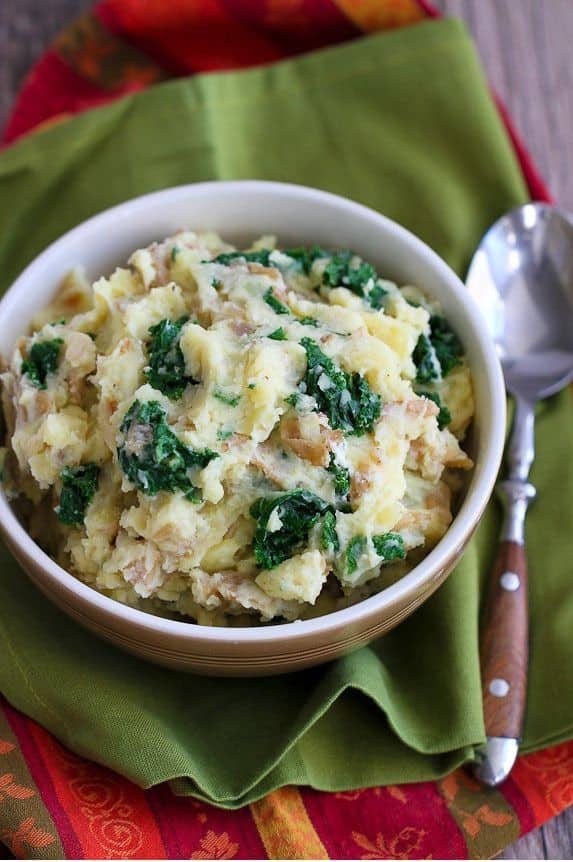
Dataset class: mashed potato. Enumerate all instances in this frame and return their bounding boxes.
[1,232,474,625]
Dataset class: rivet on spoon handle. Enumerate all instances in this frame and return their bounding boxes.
[473,397,536,787]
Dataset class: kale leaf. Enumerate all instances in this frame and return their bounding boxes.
[21,339,63,389]
[417,390,452,430]
[300,316,319,327]
[413,334,440,384]
[58,463,100,526]
[212,249,273,266]
[372,532,406,561]
[285,392,300,408]
[323,251,376,291]
[368,283,388,310]
[213,387,241,407]
[282,246,329,274]
[268,327,287,341]
[145,316,195,400]
[321,510,339,553]
[345,535,367,575]
[327,453,351,499]
[212,246,329,275]
[429,315,463,376]
[300,338,381,436]
[320,250,386,309]
[250,489,333,569]
[263,287,290,315]
[344,532,405,576]
[413,316,463,383]
[118,400,217,501]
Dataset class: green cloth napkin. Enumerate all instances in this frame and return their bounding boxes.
[1,18,572,808]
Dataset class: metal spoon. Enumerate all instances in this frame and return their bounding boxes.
[465,202,573,787]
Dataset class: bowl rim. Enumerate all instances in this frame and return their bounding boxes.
[0,180,506,644]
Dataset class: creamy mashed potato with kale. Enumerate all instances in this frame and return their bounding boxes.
[1,232,474,625]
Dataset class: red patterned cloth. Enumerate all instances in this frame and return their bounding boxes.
[0,1,562,858]
[2,696,573,858]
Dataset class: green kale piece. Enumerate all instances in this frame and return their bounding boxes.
[212,249,273,266]
[322,251,375,291]
[213,387,241,407]
[429,315,463,377]
[413,334,440,384]
[21,339,63,389]
[118,400,217,500]
[368,283,388,310]
[322,250,387,308]
[285,392,300,408]
[327,453,351,499]
[217,429,234,441]
[250,489,333,569]
[58,463,100,526]
[417,390,452,430]
[414,316,463,384]
[170,246,180,262]
[345,535,366,575]
[300,338,381,436]
[372,532,406,561]
[282,246,328,274]
[321,510,340,553]
[300,317,319,327]
[268,327,287,341]
[263,287,290,315]
[320,250,388,309]
[145,316,194,400]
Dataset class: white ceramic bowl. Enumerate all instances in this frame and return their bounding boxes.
[0,181,505,675]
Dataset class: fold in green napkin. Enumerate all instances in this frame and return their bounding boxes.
[1,18,572,808]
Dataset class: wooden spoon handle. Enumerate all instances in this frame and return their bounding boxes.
[473,476,535,787]
[480,539,528,738]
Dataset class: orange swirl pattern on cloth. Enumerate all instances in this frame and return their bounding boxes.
[29,725,162,859]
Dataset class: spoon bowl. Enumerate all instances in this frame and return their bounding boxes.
[466,203,573,399]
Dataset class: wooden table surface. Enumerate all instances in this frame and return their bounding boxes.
[0,1,572,858]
